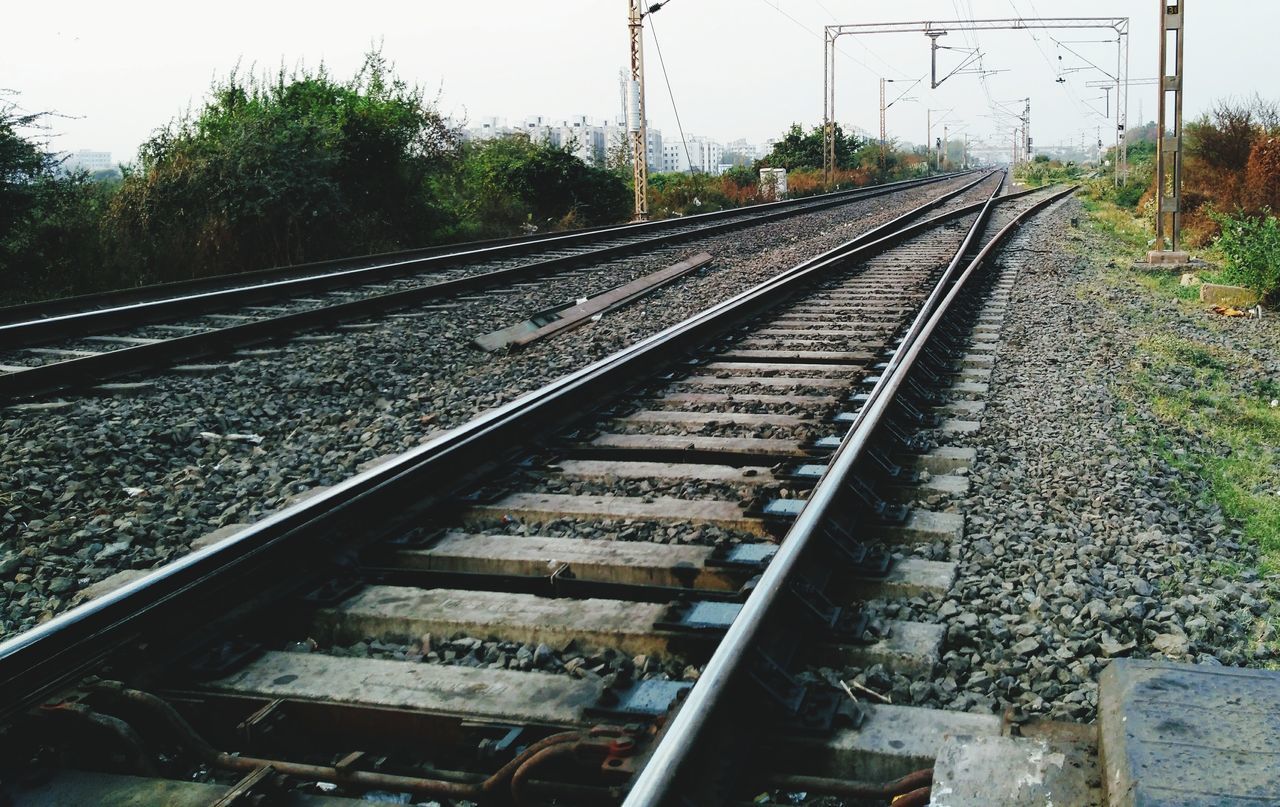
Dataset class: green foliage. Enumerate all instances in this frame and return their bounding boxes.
[1209,209,1280,300]
[2,53,636,305]
[720,165,757,191]
[758,123,864,172]
[457,134,629,234]
[1014,159,1082,188]
[1,102,114,304]
[107,52,462,281]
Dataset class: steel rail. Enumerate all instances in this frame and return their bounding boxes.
[620,183,1078,806]
[0,173,972,351]
[0,172,1007,719]
[0,173,998,401]
[0,175,963,326]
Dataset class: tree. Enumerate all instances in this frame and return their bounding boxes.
[1,101,112,304]
[459,134,630,233]
[758,123,864,171]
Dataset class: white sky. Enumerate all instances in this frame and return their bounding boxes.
[2,1,1272,162]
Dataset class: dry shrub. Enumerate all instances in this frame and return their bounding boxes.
[1245,136,1280,212]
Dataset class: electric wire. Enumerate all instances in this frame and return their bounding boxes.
[758,0,878,78]
[645,14,695,174]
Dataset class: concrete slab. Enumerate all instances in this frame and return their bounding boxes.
[886,474,970,502]
[403,534,954,600]
[315,586,672,656]
[618,410,810,428]
[657,391,838,406]
[171,363,227,374]
[948,382,989,398]
[701,361,854,376]
[82,335,162,345]
[678,375,848,390]
[1098,660,1280,806]
[755,328,886,337]
[398,532,744,591]
[464,493,767,536]
[931,734,1102,807]
[961,353,994,369]
[1199,283,1259,308]
[736,338,873,351]
[940,419,982,435]
[1146,250,1191,266]
[915,447,977,474]
[959,367,993,383]
[69,569,149,606]
[880,509,964,544]
[9,770,361,807]
[867,557,956,599]
[206,650,603,725]
[939,400,986,418]
[189,523,252,551]
[584,433,808,459]
[554,459,775,484]
[822,620,943,676]
[5,400,73,412]
[25,347,100,357]
[92,382,155,396]
[760,320,895,331]
[716,349,872,365]
[779,703,1003,781]
[317,587,938,674]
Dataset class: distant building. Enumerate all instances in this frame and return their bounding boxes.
[461,114,662,171]
[661,135,724,174]
[724,138,760,165]
[59,150,113,174]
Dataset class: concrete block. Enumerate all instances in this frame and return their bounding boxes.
[207,650,604,725]
[1098,660,1280,806]
[1145,250,1191,266]
[931,734,1101,806]
[1199,283,1259,308]
[915,447,977,474]
[779,703,1003,781]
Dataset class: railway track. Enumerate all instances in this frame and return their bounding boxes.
[0,173,983,402]
[0,177,1079,806]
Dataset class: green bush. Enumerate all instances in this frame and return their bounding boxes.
[1211,209,1280,301]
[458,135,629,234]
[106,52,462,282]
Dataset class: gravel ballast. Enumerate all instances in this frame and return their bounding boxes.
[0,177,996,639]
[843,196,1279,722]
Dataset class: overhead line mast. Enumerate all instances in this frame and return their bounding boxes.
[821,17,1130,186]
[1151,0,1188,262]
[627,0,649,221]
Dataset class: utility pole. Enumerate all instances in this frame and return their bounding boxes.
[627,0,649,221]
[942,125,949,171]
[926,108,931,173]
[1151,0,1187,261]
[1022,98,1032,163]
[880,78,888,178]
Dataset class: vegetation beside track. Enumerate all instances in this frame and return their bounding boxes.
[1075,192,1280,661]
[2,55,935,308]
